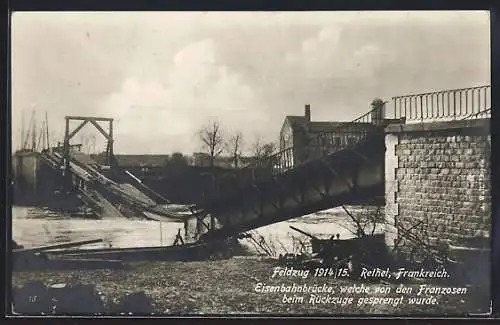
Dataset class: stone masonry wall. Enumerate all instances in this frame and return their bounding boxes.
[13,152,39,194]
[384,119,490,264]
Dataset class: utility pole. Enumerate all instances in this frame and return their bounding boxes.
[22,111,35,151]
[45,112,50,151]
[36,120,45,151]
[41,120,45,150]
[20,110,25,151]
[31,111,37,152]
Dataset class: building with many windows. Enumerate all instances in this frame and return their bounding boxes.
[279,104,376,168]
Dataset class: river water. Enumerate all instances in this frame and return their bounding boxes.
[12,205,383,255]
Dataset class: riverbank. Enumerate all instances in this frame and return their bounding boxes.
[11,257,489,316]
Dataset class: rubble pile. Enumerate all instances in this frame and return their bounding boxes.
[12,281,154,315]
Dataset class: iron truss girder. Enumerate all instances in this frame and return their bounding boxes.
[198,134,386,241]
[199,183,383,241]
[209,155,364,234]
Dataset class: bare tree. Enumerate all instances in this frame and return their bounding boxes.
[198,119,225,168]
[341,205,384,237]
[252,135,276,160]
[225,131,244,168]
[252,135,264,160]
[262,142,276,157]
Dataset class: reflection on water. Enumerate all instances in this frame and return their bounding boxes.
[12,206,184,249]
[12,205,383,254]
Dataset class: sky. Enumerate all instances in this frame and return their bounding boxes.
[11,11,490,155]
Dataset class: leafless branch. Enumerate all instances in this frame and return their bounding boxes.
[225,131,244,168]
[198,119,225,168]
[341,205,366,237]
[252,135,277,160]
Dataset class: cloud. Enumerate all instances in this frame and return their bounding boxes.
[11,11,490,154]
[255,14,489,122]
[100,39,266,154]
[285,27,395,83]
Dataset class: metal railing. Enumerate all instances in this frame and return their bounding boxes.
[213,106,382,198]
[391,85,491,122]
[201,85,491,203]
[461,107,492,120]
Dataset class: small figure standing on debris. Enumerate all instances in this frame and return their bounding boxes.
[173,228,184,246]
[183,218,188,237]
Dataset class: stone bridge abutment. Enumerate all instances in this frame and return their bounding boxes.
[384,118,490,280]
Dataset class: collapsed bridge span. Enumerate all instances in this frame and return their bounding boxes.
[187,103,399,242]
[37,116,185,221]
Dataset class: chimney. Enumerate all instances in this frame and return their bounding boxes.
[370,98,385,125]
[304,104,311,122]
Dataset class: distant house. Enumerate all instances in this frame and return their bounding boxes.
[279,104,376,167]
[91,154,171,173]
[191,152,257,169]
[239,156,258,167]
[113,155,171,169]
[191,152,212,167]
[191,152,234,168]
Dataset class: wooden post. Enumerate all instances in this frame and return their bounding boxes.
[108,120,114,166]
[63,117,75,192]
[21,110,25,151]
[196,214,203,238]
[160,221,163,246]
[33,154,37,194]
[31,114,37,152]
[210,214,215,230]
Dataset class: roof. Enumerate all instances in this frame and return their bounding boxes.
[284,116,309,130]
[285,118,372,134]
[116,155,171,167]
[308,121,351,133]
[284,117,351,133]
[92,154,171,167]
